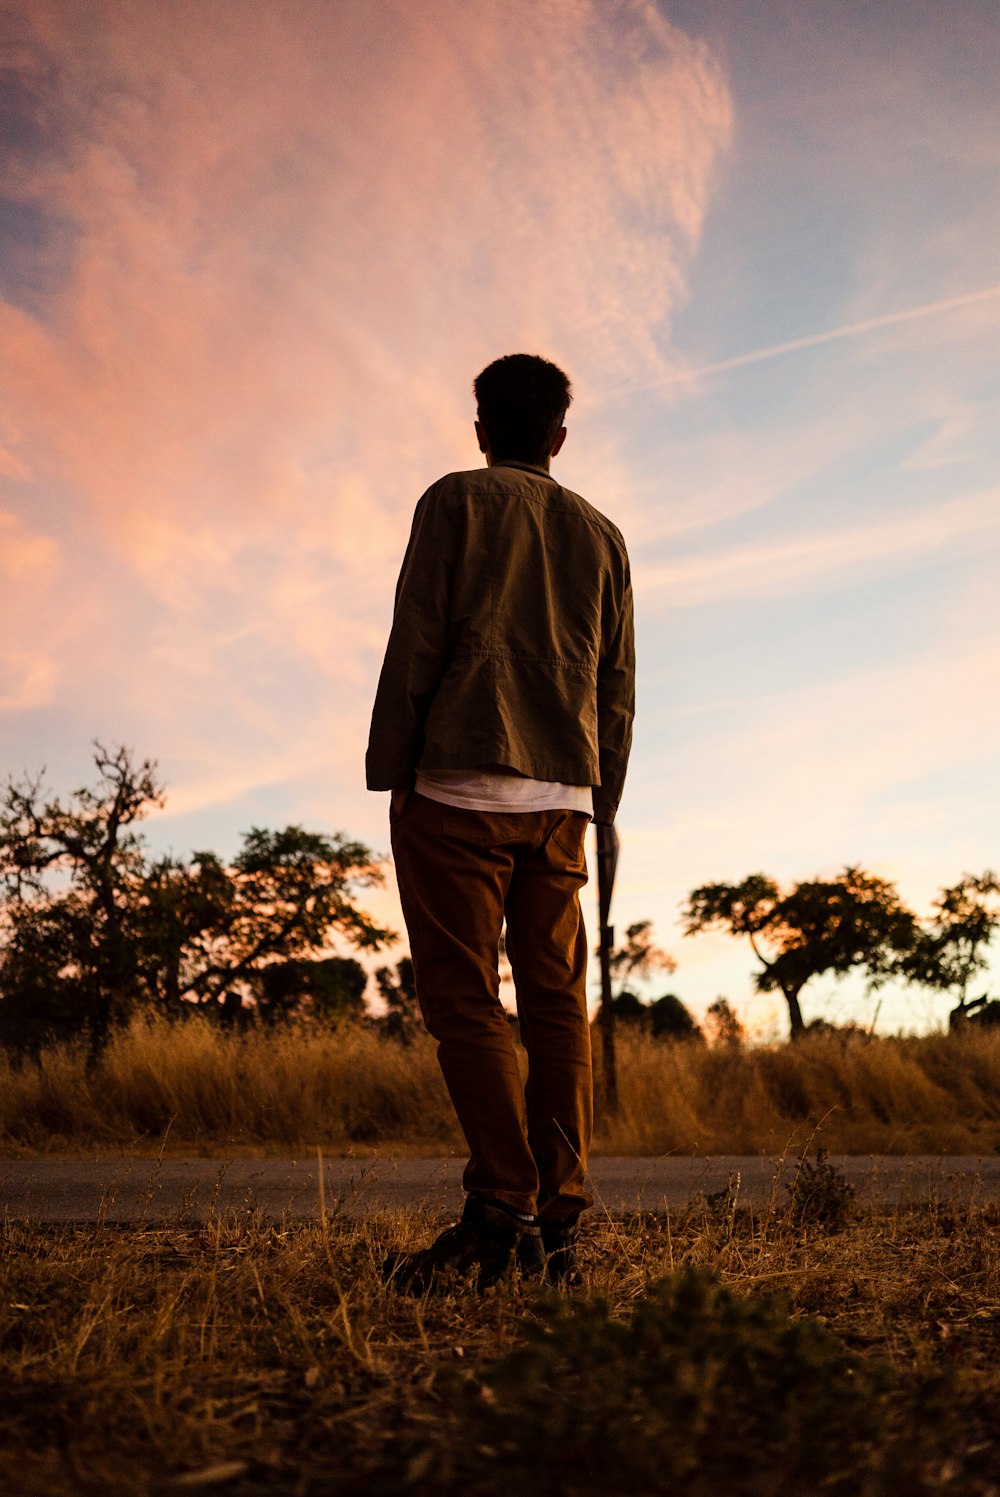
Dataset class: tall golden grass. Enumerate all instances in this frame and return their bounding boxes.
[1,1016,998,1155]
[604,1025,1000,1155]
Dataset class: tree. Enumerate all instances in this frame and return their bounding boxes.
[0,745,393,1056]
[145,825,392,1012]
[255,955,369,1025]
[595,921,683,1085]
[682,868,919,1039]
[703,997,745,1048]
[0,745,164,1058]
[610,988,702,1042]
[898,872,1000,1025]
[608,919,676,994]
[375,955,421,1043]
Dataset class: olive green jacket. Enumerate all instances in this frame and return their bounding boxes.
[365,459,634,825]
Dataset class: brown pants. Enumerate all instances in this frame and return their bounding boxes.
[390,792,593,1221]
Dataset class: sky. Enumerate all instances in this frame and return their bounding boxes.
[3,0,999,1037]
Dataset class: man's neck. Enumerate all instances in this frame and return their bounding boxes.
[487,456,552,474]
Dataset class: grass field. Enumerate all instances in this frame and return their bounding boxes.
[3,1024,999,1493]
[2,1188,998,1495]
[1,1017,999,1157]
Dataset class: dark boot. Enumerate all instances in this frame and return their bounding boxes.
[540,1214,583,1287]
[383,1194,544,1295]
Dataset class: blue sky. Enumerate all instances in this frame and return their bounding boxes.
[2,0,998,1034]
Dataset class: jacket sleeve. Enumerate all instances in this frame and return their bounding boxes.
[366,485,458,791]
[592,559,635,825]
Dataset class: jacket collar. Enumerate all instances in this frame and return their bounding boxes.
[491,458,557,482]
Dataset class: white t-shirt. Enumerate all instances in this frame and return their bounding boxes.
[415,768,593,816]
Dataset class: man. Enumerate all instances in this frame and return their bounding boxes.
[366,353,634,1290]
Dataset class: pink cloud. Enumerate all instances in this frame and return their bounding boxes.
[0,511,62,715]
[1,0,731,802]
[6,0,731,537]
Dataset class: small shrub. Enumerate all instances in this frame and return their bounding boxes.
[422,1267,894,1496]
[785,1148,856,1230]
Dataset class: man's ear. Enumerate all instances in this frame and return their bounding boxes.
[550,426,568,458]
[475,420,490,458]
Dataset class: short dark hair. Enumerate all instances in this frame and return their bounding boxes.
[473,353,572,465]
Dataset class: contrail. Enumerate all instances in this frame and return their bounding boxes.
[624,284,1000,393]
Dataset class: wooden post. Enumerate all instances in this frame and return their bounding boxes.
[596,823,620,1114]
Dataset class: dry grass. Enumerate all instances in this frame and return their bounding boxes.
[600,1026,1000,1155]
[2,1018,999,1157]
[0,1019,461,1157]
[1,1189,997,1495]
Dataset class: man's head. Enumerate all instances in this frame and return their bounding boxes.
[473,353,572,468]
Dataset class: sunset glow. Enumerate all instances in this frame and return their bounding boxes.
[3,0,998,1032]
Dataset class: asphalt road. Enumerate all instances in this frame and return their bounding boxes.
[2,1155,999,1224]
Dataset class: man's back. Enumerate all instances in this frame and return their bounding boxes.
[366,458,633,824]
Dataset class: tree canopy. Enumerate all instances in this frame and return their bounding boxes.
[608,919,676,994]
[682,868,921,1037]
[612,989,703,1042]
[0,745,393,1056]
[897,872,1000,1019]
